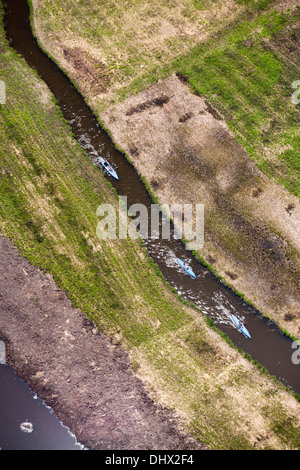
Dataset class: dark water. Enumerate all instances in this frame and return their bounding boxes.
[1,0,300,450]
[0,364,84,450]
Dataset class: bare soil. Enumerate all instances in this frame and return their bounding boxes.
[101,74,300,339]
[0,233,205,450]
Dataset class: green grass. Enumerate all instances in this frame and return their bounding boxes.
[116,6,299,199]
[174,8,300,197]
[0,16,190,348]
[33,0,300,198]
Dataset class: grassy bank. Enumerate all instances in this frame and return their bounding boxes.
[32,0,300,200]
[176,6,300,199]
[101,69,300,335]
[31,0,300,339]
[1,1,300,449]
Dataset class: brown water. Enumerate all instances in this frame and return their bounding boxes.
[1,0,300,450]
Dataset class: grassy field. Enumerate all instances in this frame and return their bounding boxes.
[32,0,300,200]
[175,5,300,198]
[1,0,300,449]
[30,0,300,340]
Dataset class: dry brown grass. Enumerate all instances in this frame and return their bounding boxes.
[13,0,299,449]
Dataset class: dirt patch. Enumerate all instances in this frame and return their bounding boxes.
[101,74,300,338]
[0,233,205,450]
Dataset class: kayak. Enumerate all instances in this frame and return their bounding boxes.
[177,258,197,279]
[99,157,119,180]
[230,314,252,339]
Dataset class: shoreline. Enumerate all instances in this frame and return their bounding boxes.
[0,233,204,450]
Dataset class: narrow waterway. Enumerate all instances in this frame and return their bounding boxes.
[1,0,300,449]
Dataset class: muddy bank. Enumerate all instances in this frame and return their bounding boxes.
[0,233,205,450]
[101,74,300,339]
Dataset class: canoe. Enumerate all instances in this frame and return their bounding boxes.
[230,314,252,339]
[99,157,119,180]
[177,258,197,279]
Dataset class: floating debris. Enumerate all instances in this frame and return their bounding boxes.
[20,421,33,433]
